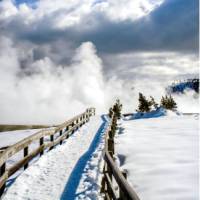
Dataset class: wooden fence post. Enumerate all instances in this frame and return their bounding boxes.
[108,130,114,139]
[59,130,63,145]
[79,117,82,127]
[104,163,109,199]
[40,137,44,156]
[76,119,79,130]
[107,164,113,199]
[0,163,6,196]
[71,122,75,134]
[119,171,128,200]
[82,116,84,126]
[83,114,86,125]
[100,165,106,194]
[50,134,54,150]
[107,138,114,157]
[86,114,89,122]
[66,126,69,139]
[24,146,29,169]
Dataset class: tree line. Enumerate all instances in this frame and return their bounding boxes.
[136,93,177,113]
[108,93,177,119]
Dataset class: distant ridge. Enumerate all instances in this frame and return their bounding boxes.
[166,78,199,94]
[0,124,50,132]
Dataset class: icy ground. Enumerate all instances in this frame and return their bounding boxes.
[2,115,107,200]
[116,112,199,200]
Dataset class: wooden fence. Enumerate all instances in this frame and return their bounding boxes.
[101,111,140,200]
[0,108,95,196]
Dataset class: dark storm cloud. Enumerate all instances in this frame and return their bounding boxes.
[81,0,198,54]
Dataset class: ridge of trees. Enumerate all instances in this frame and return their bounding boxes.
[136,93,177,113]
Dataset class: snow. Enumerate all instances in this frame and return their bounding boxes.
[2,110,198,200]
[0,128,56,173]
[0,129,42,148]
[116,112,199,200]
[128,107,180,120]
[2,115,107,200]
[0,129,44,176]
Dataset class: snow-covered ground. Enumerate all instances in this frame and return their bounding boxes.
[1,110,198,200]
[116,111,199,200]
[0,128,56,171]
[2,115,107,200]
[0,129,44,173]
[0,129,41,148]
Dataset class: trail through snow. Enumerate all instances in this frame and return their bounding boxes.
[2,115,107,200]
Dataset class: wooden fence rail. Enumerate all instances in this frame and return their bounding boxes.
[0,108,95,196]
[101,111,140,200]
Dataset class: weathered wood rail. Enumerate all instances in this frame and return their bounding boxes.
[101,111,140,200]
[0,108,95,196]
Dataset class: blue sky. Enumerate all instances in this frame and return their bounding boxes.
[14,0,38,7]
[15,0,37,4]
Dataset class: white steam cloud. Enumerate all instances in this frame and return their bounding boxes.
[0,38,134,124]
[0,36,198,124]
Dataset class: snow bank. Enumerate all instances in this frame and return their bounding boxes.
[2,116,106,200]
[125,107,179,120]
[116,114,198,200]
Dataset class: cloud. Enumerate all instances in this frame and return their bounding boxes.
[0,36,198,124]
[0,0,198,123]
[92,0,164,22]
[0,0,197,54]
[102,52,199,81]
[83,0,198,53]
[0,39,102,123]
[0,38,136,123]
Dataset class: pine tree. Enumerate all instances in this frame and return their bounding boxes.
[168,95,177,110]
[136,93,151,112]
[108,107,113,118]
[160,95,177,110]
[150,96,159,110]
[161,96,166,108]
[113,99,122,119]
